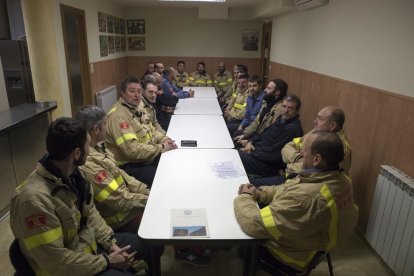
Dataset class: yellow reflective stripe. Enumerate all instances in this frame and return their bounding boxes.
[260,206,283,240]
[214,80,218,84]
[227,78,232,82]
[207,80,212,84]
[320,184,338,249]
[115,175,124,185]
[232,91,237,98]
[137,133,151,143]
[268,246,317,270]
[218,82,227,86]
[115,160,128,166]
[108,107,117,115]
[104,212,128,225]
[115,133,138,146]
[83,240,97,254]
[293,137,302,148]
[24,227,63,250]
[17,179,29,189]
[67,228,77,238]
[189,77,194,80]
[95,179,119,203]
[234,103,247,109]
[195,80,206,84]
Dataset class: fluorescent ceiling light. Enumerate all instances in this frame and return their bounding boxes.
[159,0,225,2]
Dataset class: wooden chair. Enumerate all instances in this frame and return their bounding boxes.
[9,239,35,276]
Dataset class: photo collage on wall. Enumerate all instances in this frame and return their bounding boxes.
[98,12,127,57]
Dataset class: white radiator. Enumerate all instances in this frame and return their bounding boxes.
[96,85,117,114]
[366,165,414,276]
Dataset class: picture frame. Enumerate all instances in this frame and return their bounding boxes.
[114,17,121,34]
[115,36,121,52]
[128,36,145,51]
[107,15,114,33]
[121,37,126,52]
[120,19,126,35]
[108,36,115,54]
[98,12,106,32]
[242,30,259,51]
[99,35,108,57]
[127,20,145,34]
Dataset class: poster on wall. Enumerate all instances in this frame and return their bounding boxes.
[114,17,121,34]
[242,30,259,51]
[127,20,145,34]
[107,15,114,33]
[121,37,126,52]
[115,36,121,52]
[108,36,115,54]
[98,12,106,32]
[128,37,145,51]
[120,19,126,34]
[99,35,108,57]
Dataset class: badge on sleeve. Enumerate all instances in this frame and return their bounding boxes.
[94,171,108,184]
[119,122,129,129]
[26,215,47,229]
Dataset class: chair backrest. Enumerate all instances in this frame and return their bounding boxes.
[9,239,35,276]
[304,251,330,275]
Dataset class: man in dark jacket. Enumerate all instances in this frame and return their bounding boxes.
[239,94,303,176]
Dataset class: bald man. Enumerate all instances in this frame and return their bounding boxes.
[252,106,352,187]
[213,62,232,97]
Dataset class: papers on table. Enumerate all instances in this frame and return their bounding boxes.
[208,161,246,179]
[171,208,210,238]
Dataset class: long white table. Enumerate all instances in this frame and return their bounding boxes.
[167,115,234,149]
[138,149,264,275]
[183,86,217,98]
[174,97,222,115]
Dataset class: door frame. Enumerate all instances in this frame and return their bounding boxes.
[260,21,272,86]
[60,4,92,115]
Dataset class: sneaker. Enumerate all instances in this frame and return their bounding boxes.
[175,251,211,267]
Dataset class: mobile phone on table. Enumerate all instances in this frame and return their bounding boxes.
[181,140,197,147]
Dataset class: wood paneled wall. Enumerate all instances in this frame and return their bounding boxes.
[127,56,261,80]
[89,57,128,103]
[270,61,414,231]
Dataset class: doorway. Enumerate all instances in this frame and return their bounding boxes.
[260,21,272,86]
[60,4,91,116]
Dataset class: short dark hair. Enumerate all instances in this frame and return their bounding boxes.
[197,62,206,68]
[76,105,106,132]
[283,94,301,113]
[248,75,262,86]
[141,74,157,89]
[330,108,345,130]
[237,64,248,74]
[238,74,249,80]
[177,60,185,66]
[273,79,288,97]
[121,76,140,93]
[46,117,87,161]
[162,68,173,77]
[310,131,345,168]
[142,79,158,90]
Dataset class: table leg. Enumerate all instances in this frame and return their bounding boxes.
[148,246,161,276]
[242,245,258,276]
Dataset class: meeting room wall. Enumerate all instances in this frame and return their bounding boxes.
[267,0,414,232]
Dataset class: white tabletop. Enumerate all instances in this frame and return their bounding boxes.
[167,115,234,149]
[174,98,222,115]
[138,149,253,241]
[183,86,217,98]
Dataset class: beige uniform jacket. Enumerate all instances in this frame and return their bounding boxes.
[189,71,213,87]
[227,87,249,121]
[106,98,169,165]
[174,72,190,88]
[140,97,166,135]
[214,71,232,93]
[234,171,359,272]
[223,79,237,102]
[243,101,283,137]
[282,129,352,175]
[80,144,149,230]
[10,163,114,276]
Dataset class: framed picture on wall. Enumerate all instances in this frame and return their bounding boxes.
[99,35,108,57]
[242,30,259,51]
[98,12,106,32]
[107,15,114,33]
[128,37,145,51]
[127,20,145,34]
[120,19,126,34]
[114,17,121,34]
[115,36,121,52]
[121,37,126,51]
[108,36,115,54]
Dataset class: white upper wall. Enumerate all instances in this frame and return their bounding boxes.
[124,7,262,58]
[271,0,414,97]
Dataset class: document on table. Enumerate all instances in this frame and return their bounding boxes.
[171,208,210,238]
[208,161,246,179]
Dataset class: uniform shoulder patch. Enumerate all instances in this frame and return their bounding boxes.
[26,215,47,229]
[94,171,108,184]
[119,122,129,129]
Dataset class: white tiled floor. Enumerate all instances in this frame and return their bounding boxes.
[0,214,395,276]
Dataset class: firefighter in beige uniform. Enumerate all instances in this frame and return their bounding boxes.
[282,106,352,175]
[105,77,176,185]
[225,74,249,121]
[77,105,149,233]
[214,62,233,97]
[10,118,148,276]
[175,60,190,88]
[234,79,288,146]
[140,79,166,135]
[234,131,359,272]
[189,62,213,87]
